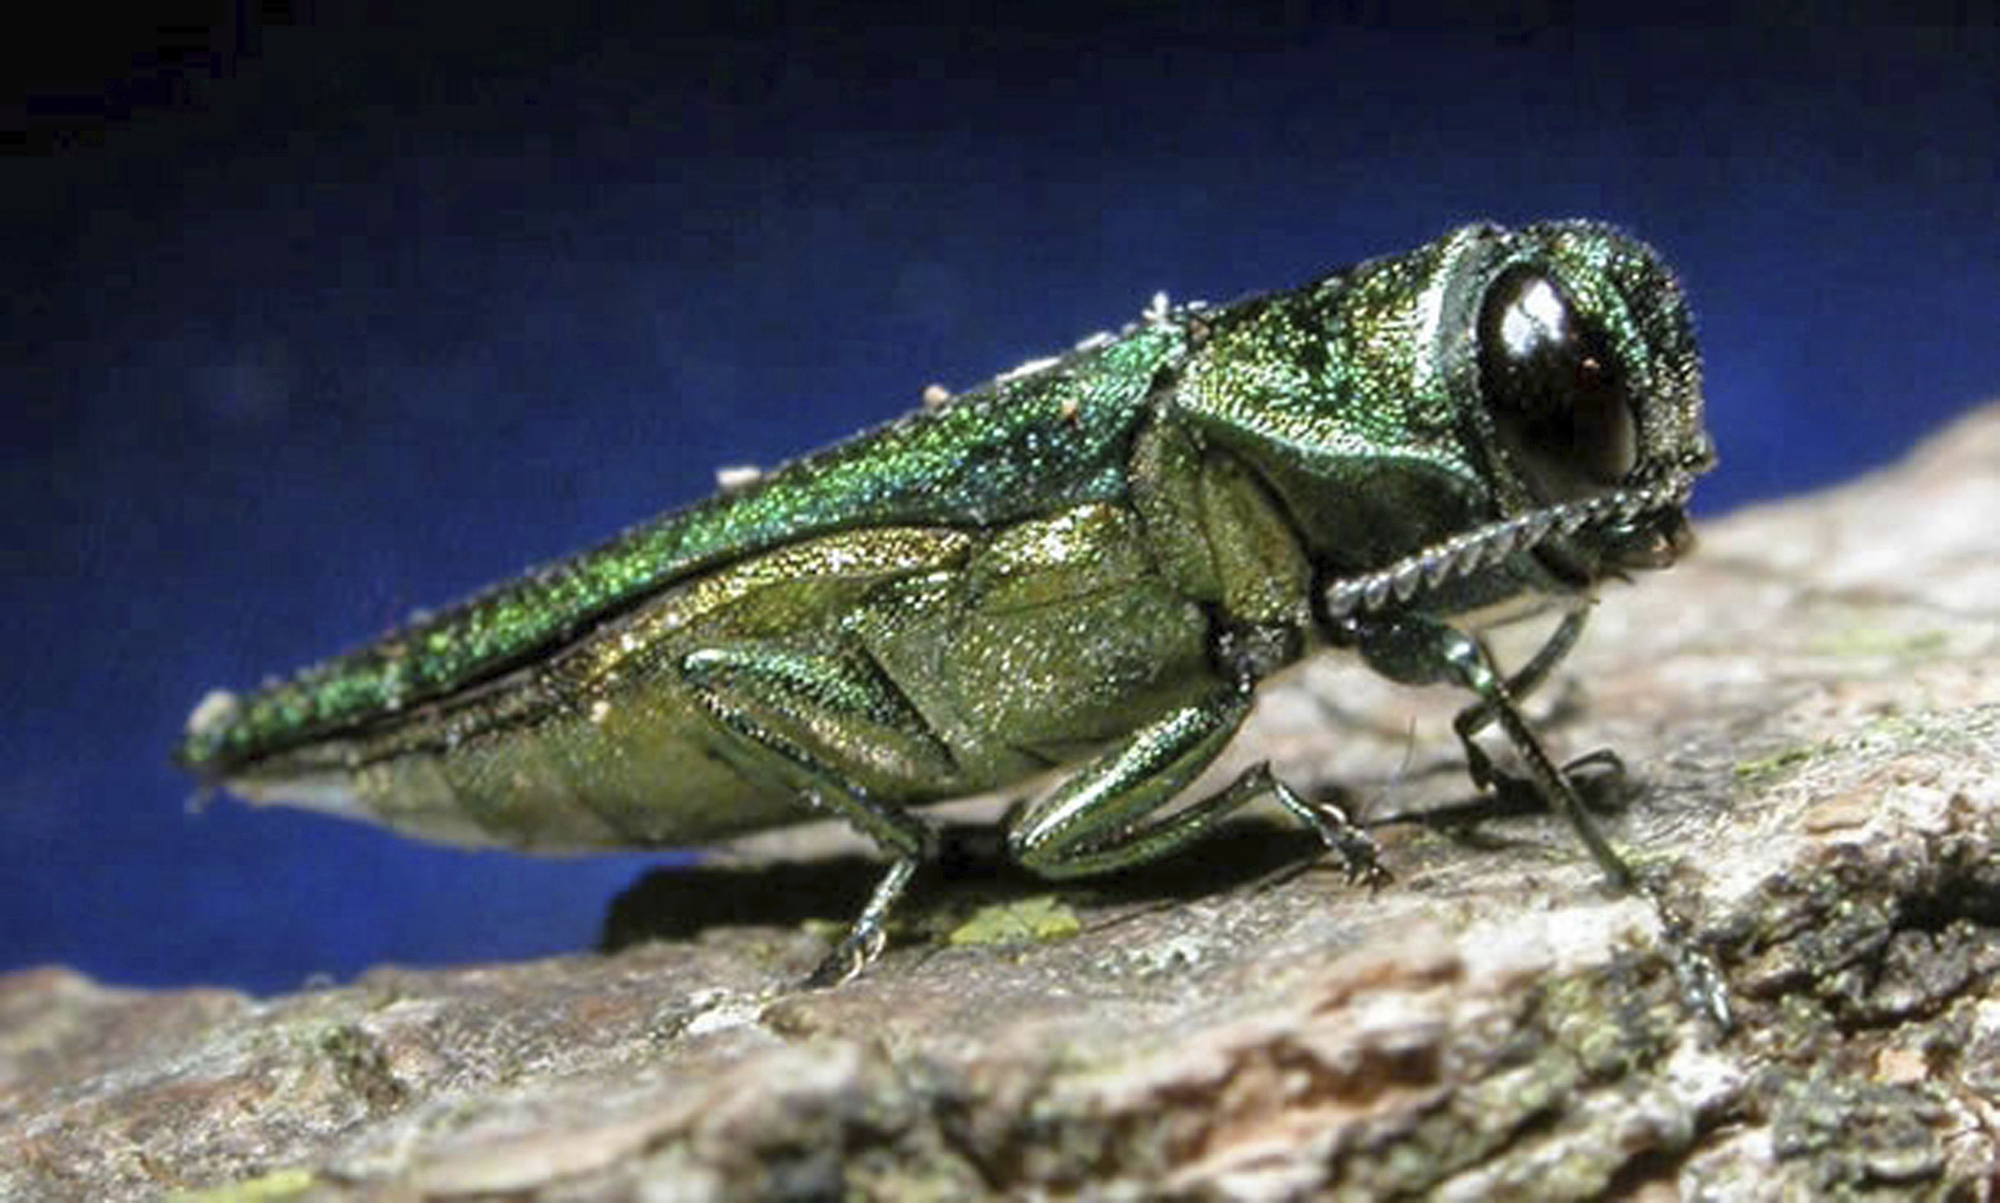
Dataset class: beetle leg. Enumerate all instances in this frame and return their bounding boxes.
[1453,603,1591,746]
[1008,687,1385,885]
[679,643,954,987]
[1447,605,1628,811]
[1347,613,1632,888]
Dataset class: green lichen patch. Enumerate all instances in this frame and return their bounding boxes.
[945,896,1083,947]
[1805,625,1949,661]
[165,1168,316,1203]
[318,1023,408,1115]
[1732,744,1822,789]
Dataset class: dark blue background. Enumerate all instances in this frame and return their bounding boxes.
[8,7,1995,993]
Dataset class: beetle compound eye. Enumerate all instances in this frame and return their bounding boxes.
[1477,266,1639,498]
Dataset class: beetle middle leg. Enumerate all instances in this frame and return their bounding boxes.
[1008,685,1386,887]
[679,642,958,986]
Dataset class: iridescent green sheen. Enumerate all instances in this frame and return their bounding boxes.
[180,322,1186,768]
[178,221,1714,987]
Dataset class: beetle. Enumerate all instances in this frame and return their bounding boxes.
[178,221,1714,986]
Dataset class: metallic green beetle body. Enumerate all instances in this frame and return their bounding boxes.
[179,222,1713,983]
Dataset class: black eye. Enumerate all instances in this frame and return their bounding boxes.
[1477,266,1638,497]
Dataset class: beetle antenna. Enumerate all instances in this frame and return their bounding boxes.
[1322,475,1693,620]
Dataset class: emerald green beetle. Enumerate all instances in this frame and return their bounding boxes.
[179,221,1714,985]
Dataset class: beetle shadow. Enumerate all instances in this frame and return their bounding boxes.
[597,818,1332,955]
[597,768,1648,955]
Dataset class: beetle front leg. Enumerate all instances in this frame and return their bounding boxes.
[1452,603,1590,751]
[680,644,955,987]
[1346,612,1633,888]
[1008,687,1385,886]
[1449,605,1628,811]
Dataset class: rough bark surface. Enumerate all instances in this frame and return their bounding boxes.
[7,406,2000,1203]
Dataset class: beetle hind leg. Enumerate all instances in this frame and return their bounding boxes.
[679,642,956,986]
[1007,687,1386,887]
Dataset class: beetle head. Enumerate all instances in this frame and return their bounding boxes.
[1452,222,1715,584]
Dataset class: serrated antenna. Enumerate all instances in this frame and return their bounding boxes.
[1321,477,1693,620]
